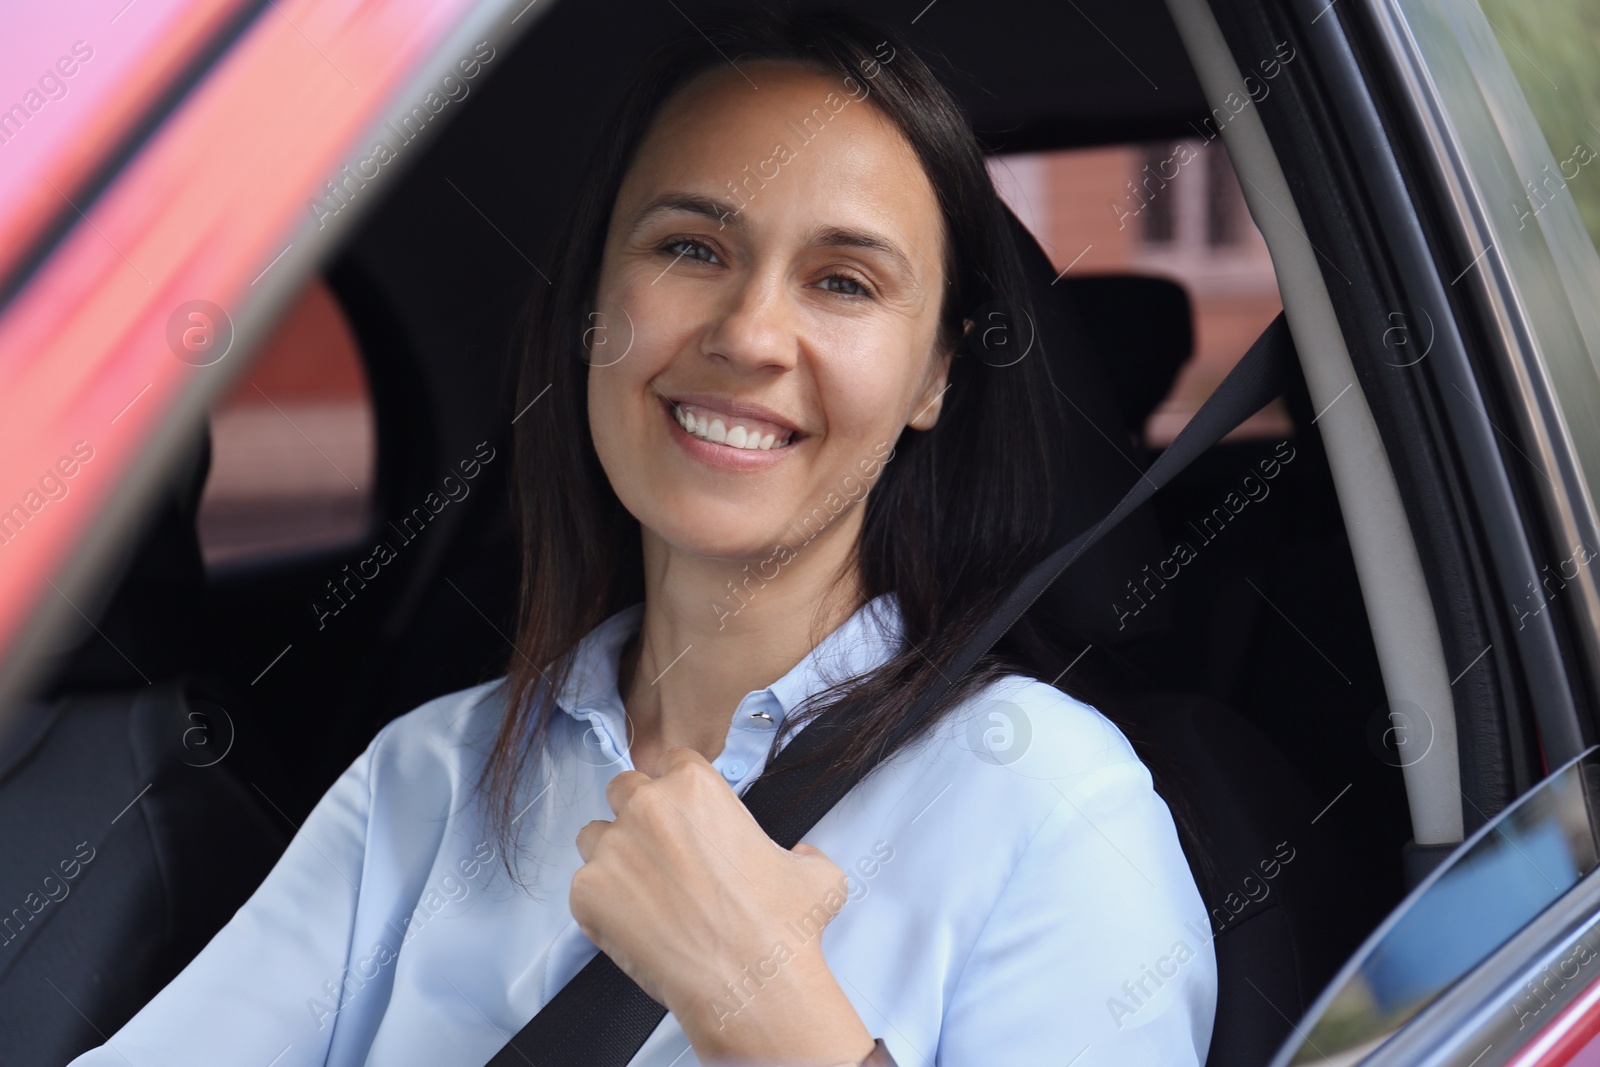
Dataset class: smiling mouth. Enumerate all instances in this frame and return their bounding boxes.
[665,399,798,451]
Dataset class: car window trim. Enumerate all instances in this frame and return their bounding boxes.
[1165,0,1465,844]
[1360,0,1600,744]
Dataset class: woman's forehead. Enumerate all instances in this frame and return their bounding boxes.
[617,62,944,255]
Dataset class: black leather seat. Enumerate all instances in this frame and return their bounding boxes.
[1007,209,1359,1065]
[1112,693,1365,1066]
[0,435,287,1067]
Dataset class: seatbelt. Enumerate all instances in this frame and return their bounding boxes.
[485,313,1297,1067]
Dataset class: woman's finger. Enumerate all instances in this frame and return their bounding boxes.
[604,768,653,815]
[574,818,612,863]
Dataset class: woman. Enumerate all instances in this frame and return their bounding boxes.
[72,11,1215,1067]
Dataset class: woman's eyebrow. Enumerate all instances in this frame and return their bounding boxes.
[631,192,744,231]
[806,225,917,283]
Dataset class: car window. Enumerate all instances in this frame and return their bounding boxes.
[195,278,374,566]
[1474,1,1600,263]
[1272,749,1600,1066]
[988,139,1291,446]
[1389,0,1600,538]
[1464,0,1600,515]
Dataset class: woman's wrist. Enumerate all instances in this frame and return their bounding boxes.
[676,941,875,1065]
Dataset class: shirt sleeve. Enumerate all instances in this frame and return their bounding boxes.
[66,722,393,1067]
[934,759,1218,1067]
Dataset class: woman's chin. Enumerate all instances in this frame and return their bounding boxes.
[644,516,797,568]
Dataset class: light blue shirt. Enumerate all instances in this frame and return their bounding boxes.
[69,594,1215,1066]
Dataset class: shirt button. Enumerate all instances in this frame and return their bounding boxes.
[721,759,748,781]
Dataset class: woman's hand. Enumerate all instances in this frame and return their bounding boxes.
[572,747,876,1066]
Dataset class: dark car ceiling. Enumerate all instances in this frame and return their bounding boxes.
[335,0,1209,475]
[878,0,1208,151]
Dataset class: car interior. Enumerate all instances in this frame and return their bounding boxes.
[3,0,1538,1064]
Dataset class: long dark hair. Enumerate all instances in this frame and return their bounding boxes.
[480,9,1079,876]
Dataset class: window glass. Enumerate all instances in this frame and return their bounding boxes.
[1393,0,1600,527]
[1276,751,1600,1066]
[196,278,374,565]
[1475,0,1600,258]
[988,142,1289,446]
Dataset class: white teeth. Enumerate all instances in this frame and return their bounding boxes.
[672,403,792,451]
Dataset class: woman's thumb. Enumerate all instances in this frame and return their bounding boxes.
[791,843,848,897]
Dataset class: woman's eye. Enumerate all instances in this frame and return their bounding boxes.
[663,238,719,264]
[819,273,871,298]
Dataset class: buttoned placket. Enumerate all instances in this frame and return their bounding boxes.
[554,596,895,786]
[711,689,784,790]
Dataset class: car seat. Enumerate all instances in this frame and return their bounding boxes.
[0,432,287,1067]
[1007,207,1366,1065]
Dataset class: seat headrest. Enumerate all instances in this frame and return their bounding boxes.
[1058,274,1192,440]
[999,207,1188,645]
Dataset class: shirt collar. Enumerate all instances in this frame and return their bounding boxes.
[552,594,904,731]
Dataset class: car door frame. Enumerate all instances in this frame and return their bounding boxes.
[1181,0,1593,847]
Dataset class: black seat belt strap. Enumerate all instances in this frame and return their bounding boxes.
[486,312,1297,1066]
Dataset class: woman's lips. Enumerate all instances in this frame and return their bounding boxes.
[660,397,801,470]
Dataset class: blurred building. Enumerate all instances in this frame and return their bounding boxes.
[198,280,373,565]
[990,140,1289,445]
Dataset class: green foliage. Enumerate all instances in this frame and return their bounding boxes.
[1478,0,1600,248]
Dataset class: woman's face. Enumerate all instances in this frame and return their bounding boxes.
[588,61,953,566]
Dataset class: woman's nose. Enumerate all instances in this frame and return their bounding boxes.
[699,271,798,372]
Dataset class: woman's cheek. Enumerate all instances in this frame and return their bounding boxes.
[585,292,672,439]
[810,360,911,456]
[805,311,932,432]
[610,268,704,349]
[585,363,649,514]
